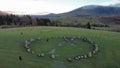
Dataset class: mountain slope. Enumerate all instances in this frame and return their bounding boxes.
[61,5,120,17]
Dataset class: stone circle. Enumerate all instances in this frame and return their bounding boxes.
[23,36,100,62]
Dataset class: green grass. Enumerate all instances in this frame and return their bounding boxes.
[31,38,92,58]
[93,27,115,31]
[0,26,120,68]
[57,17,102,25]
[57,17,118,32]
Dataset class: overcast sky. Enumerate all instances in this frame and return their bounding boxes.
[0,0,120,14]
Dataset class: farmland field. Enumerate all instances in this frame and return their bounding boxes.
[0,26,120,68]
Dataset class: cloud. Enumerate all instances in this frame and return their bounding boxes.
[0,0,77,14]
[100,0,120,5]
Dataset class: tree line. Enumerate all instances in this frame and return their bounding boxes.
[0,15,53,26]
[0,14,92,29]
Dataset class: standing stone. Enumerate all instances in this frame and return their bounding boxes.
[31,51,35,54]
[81,55,84,59]
[78,56,81,59]
[88,52,92,58]
[95,44,99,52]
[67,58,72,62]
[92,51,96,54]
[27,49,31,52]
[41,53,45,57]
[84,55,87,59]
[74,57,79,60]
[51,54,55,59]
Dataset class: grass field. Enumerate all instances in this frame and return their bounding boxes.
[0,26,120,68]
[57,17,120,32]
[57,17,102,25]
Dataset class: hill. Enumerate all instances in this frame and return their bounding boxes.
[0,11,8,15]
[0,26,120,68]
[56,15,120,32]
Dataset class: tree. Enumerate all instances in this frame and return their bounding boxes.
[87,22,91,29]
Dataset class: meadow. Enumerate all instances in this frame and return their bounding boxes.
[0,26,120,68]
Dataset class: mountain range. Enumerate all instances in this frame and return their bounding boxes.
[1,3,120,18]
[35,3,120,18]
